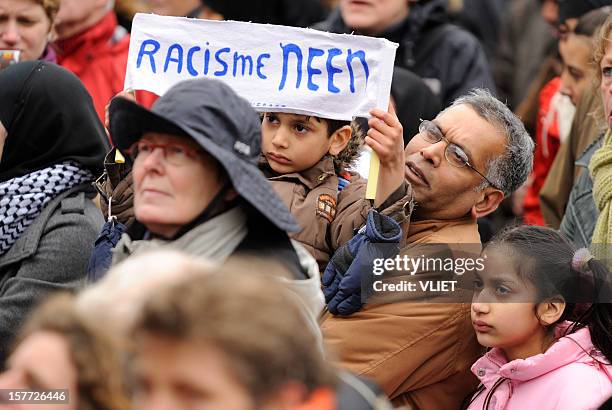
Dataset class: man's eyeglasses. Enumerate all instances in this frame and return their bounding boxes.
[128,140,203,166]
[418,119,500,190]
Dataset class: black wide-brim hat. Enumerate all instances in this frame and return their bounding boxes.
[109,79,299,233]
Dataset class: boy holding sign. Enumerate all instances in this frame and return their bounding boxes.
[260,105,411,271]
[123,15,410,270]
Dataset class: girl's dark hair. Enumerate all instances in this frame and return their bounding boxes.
[484,225,612,363]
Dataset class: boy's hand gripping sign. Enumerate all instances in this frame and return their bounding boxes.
[125,14,398,122]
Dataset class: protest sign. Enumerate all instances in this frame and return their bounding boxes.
[125,14,398,121]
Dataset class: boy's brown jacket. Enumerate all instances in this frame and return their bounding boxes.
[261,155,413,272]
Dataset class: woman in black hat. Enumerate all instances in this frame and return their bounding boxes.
[0,61,109,365]
[108,78,324,317]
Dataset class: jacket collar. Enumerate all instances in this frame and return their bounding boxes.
[263,155,337,190]
[54,12,120,62]
[472,324,604,387]
[576,132,606,168]
[407,216,478,243]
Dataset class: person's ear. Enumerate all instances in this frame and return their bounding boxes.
[0,120,6,162]
[262,381,307,410]
[223,188,239,202]
[328,125,352,156]
[470,188,504,219]
[47,25,57,42]
[536,296,566,326]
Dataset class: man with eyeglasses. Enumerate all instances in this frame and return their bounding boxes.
[321,89,535,410]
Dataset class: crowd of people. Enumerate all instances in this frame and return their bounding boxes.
[1,0,612,409]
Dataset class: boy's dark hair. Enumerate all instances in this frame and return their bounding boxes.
[324,118,364,173]
[485,225,612,362]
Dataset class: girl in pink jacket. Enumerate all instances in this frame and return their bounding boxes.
[464,225,612,410]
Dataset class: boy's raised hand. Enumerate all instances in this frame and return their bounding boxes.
[105,90,137,130]
[365,103,406,207]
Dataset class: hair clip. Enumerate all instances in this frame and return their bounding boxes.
[571,248,594,272]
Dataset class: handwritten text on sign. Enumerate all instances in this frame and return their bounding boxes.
[125,14,398,120]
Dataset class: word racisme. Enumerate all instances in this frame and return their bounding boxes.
[136,39,371,94]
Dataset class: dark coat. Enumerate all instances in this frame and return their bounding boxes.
[448,0,506,60]
[313,0,495,106]
[0,185,104,365]
[391,66,442,145]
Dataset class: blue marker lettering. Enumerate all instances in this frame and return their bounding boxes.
[233,52,254,77]
[256,53,270,79]
[136,39,160,73]
[326,48,342,93]
[278,43,303,91]
[204,42,211,75]
[187,46,201,77]
[164,44,183,74]
[346,49,370,93]
[214,47,231,76]
[307,47,324,91]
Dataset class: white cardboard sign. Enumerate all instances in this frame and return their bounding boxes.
[125,14,398,120]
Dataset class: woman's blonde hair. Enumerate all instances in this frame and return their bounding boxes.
[33,0,60,24]
[592,13,612,84]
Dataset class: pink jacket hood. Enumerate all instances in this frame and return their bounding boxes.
[467,323,612,410]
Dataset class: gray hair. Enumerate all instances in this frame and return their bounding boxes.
[445,89,534,196]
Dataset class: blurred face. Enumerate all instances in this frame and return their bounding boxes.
[0,0,50,62]
[53,0,104,40]
[559,33,593,106]
[147,0,199,17]
[0,331,78,410]
[261,113,338,174]
[540,0,558,29]
[471,248,549,361]
[132,336,256,410]
[403,104,505,220]
[340,0,409,36]
[600,41,612,129]
[132,132,226,239]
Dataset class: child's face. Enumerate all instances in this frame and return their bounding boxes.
[471,247,547,360]
[261,113,336,174]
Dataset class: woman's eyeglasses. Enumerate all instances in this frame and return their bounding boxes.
[128,140,203,166]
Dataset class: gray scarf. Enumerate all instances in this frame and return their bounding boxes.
[112,206,248,266]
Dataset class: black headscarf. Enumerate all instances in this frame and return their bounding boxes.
[558,0,612,24]
[0,62,109,183]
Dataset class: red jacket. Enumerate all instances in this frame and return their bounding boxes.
[55,12,156,123]
[523,77,562,226]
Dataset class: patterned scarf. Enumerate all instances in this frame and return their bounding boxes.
[0,161,94,256]
[589,129,612,244]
